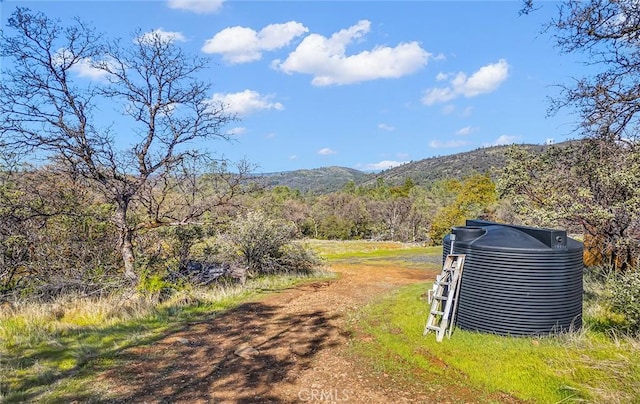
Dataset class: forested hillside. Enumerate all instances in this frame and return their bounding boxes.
[257,166,369,194]
[259,143,557,193]
[365,143,554,186]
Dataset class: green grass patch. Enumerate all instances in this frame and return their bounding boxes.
[305,239,442,269]
[352,282,640,403]
[306,239,433,255]
[323,246,440,260]
[319,241,640,402]
[0,271,333,403]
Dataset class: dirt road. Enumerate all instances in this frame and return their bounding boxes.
[102,263,447,403]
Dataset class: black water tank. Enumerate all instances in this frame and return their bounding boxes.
[443,220,583,336]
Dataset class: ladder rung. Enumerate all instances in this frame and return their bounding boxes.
[425,325,441,332]
[433,295,448,300]
[431,310,444,316]
[435,281,451,286]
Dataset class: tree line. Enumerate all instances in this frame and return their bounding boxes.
[3,140,640,294]
[251,175,498,244]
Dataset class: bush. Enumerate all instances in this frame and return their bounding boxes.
[609,269,640,335]
[278,242,323,273]
[137,270,178,300]
[220,210,321,275]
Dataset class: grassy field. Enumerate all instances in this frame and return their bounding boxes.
[319,243,640,403]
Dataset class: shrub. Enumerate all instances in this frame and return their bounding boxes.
[277,242,323,273]
[220,210,320,275]
[137,270,177,300]
[609,269,640,335]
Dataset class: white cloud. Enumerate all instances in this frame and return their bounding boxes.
[202,22,308,64]
[70,58,110,80]
[53,48,73,67]
[461,106,474,117]
[429,140,471,148]
[53,49,98,79]
[422,59,509,105]
[54,49,115,81]
[488,134,519,146]
[462,60,510,96]
[210,90,284,116]
[274,20,430,86]
[435,72,449,81]
[433,53,446,61]
[378,123,395,131]
[225,127,246,136]
[289,155,298,160]
[545,138,555,145]
[360,160,408,171]
[441,104,456,115]
[456,126,476,136]
[167,0,224,14]
[318,148,336,155]
[423,87,456,104]
[137,28,186,44]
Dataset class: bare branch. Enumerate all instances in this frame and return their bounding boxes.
[1,9,239,283]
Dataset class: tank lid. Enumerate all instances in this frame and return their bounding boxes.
[452,220,574,251]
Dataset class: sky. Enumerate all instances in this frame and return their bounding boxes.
[0,0,587,173]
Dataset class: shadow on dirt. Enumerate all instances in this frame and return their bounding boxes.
[104,300,341,403]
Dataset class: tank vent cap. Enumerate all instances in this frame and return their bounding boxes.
[451,226,486,242]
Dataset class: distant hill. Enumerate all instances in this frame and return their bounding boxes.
[258,143,560,193]
[256,166,370,194]
[362,143,552,187]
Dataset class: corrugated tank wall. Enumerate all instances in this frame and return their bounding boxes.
[443,220,583,336]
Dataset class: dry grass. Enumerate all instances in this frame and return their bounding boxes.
[1,271,333,336]
[0,270,333,402]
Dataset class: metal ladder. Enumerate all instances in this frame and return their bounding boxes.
[423,254,466,342]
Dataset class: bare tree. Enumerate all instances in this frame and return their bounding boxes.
[542,0,640,141]
[0,8,236,283]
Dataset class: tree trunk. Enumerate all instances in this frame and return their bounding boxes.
[114,201,138,284]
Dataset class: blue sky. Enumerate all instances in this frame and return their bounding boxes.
[1,1,584,173]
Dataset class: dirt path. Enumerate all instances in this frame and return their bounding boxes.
[101,263,450,403]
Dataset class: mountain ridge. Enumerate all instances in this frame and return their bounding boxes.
[257,142,559,193]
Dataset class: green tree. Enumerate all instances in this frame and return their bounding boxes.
[390,178,416,198]
[499,142,640,270]
[342,180,357,195]
[429,174,497,244]
[405,186,435,242]
[311,193,358,239]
